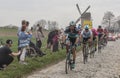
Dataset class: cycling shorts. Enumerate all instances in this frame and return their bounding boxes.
[83,37,90,43]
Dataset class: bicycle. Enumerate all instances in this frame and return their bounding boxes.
[82,41,89,64]
[90,40,96,58]
[98,39,102,53]
[102,36,107,47]
[26,46,37,58]
[65,39,74,74]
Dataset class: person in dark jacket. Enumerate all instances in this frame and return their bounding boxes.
[52,29,59,52]
[47,30,57,52]
[0,39,20,70]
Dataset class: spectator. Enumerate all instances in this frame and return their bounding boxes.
[35,24,44,48]
[52,29,59,52]
[18,24,32,65]
[59,28,65,49]
[17,20,26,61]
[0,39,20,70]
[35,24,46,56]
[47,30,56,52]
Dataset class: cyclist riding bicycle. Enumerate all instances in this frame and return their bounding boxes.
[64,21,79,69]
[97,25,104,41]
[103,28,109,44]
[91,28,98,51]
[76,24,82,35]
[76,24,82,46]
[80,25,93,49]
[103,28,108,38]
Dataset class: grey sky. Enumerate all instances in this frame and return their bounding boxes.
[0,0,120,28]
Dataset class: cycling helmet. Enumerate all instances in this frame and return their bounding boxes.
[92,28,96,32]
[84,25,89,29]
[78,24,81,29]
[98,25,102,28]
[69,21,76,26]
[6,39,13,44]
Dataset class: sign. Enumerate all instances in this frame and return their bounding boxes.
[83,20,92,29]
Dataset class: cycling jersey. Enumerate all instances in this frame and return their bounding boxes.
[81,29,92,38]
[92,30,98,37]
[97,28,103,34]
[64,28,78,45]
[92,29,98,41]
[97,28,104,40]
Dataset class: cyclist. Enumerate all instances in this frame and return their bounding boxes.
[103,28,108,36]
[76,24,82,35]
[91,28,98,51]
[64,21,79,69]
[103,28,109,44]
[97,25,104,41]
[80,25,93,51]
[76,24,82,46]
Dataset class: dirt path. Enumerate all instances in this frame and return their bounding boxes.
[27,40,120,78]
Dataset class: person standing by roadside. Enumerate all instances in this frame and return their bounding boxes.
[18,22,32,65]
[17,20,26,61]
[52,29,59,52]
[35,24,46,56]
[59,28,65,49]
[35,24,44,48]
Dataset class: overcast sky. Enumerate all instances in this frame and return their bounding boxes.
[0,0,120,28]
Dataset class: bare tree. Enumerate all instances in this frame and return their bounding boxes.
[37,19,47,28]
[33,19,47,30]
[48,21,59,31]
[102,11,115,31]
[117,20,120,32]
[33,20,59,31]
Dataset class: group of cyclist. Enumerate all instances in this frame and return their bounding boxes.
[63,21,108,69]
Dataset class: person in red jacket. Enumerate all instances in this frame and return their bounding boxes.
[97,25,104,41]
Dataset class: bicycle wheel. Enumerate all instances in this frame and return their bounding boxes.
[85,44,89,63]
[83,44,88,64]
[90,41,95,58]
[65,53,70,74]
[27,47,37,57]
[70,54,73,70]
[98,41,101,53]
[103,38,107,47]
[92,42,96,57]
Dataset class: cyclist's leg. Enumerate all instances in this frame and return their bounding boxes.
[93,37,97,51]
[71,45,76,68]
[72,46,76,63]
[88,37,92,47]
[101,34,105,45]
[82,38,87,50]
[98,34,101,41]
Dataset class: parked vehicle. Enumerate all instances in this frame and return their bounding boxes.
[108,33,116,41]
[118,33,120,38]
